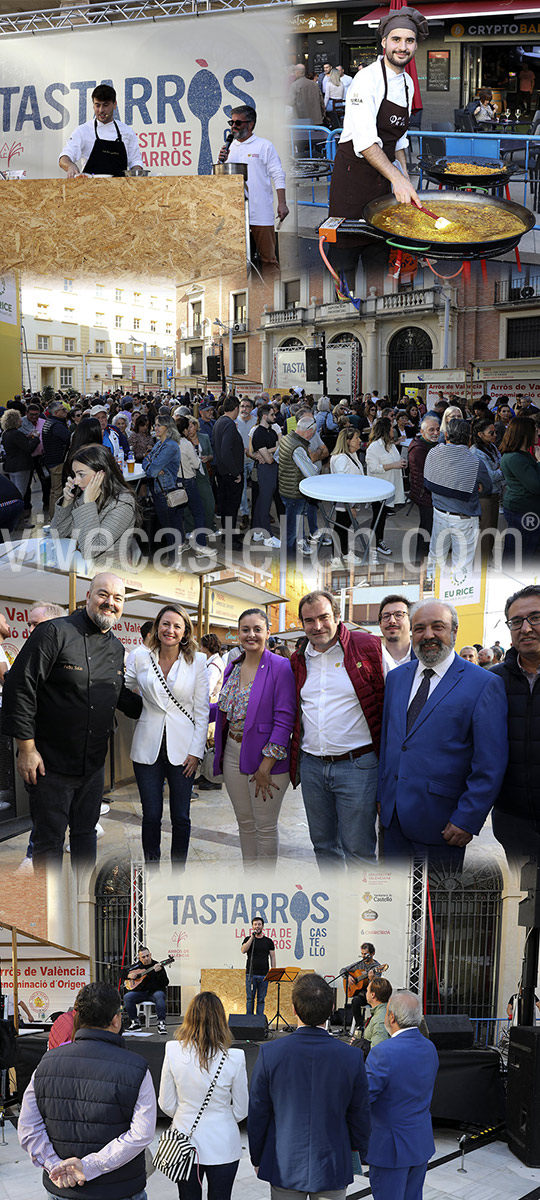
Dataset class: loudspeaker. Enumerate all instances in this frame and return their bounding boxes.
[305,347,323,382]
[228,1013,267,1041]
[206,355,221,382]
[506,1026,540,1166]
[424,1014,474,1050]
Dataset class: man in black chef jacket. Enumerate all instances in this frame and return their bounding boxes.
[59,84,143,178]
[328,7,428,221]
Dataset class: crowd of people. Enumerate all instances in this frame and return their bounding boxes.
[1,386,539,566]
[17,973,439,1200]
[1,573,538,870]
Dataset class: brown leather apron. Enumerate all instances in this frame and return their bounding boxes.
[328,58,410,220]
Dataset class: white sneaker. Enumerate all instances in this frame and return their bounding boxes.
[343,552,364,566]
[100,803,110,816]
[377,542,392,556]
[252,531,265,542]
[263,536,281,549]
[95,823,105,839]
[329,556,344,568]
[320,534,333,546]
[299,540,312,555]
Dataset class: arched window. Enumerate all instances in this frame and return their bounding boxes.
[280,337,304,349]
[388,327,432,402]
[424,861,503,1027]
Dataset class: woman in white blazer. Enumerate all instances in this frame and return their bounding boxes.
[158,992,249,1200]
[365,416,406,556]
[125,604,209,864]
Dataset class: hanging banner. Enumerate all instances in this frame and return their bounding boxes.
[145,865,412,995]
[0,10,287,179]
[326,345,352,396]
[274,348,310,391]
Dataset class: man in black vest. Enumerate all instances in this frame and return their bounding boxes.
[18,981,156,1199]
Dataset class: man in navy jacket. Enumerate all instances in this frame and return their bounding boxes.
[378,598,508,865]
[366,991,439,1200]
[248,973,370,1197]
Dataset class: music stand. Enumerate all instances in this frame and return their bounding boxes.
[265,967,300,1032]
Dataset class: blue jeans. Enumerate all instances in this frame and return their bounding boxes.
[185,474,206,547]
[299,750,378,864]
[246,974,268,1014]
[151,483,185,551]
[124,988,166,1022]
[133,741,193,863]
[283,495,307,549]
[179,1160,239,1200]
[503,507,540,559]
[239,459,253,517]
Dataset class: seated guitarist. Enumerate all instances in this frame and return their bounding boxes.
[341,942,383,1033]
[122,946,169,1035]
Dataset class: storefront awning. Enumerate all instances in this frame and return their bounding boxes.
[355,0,540,22]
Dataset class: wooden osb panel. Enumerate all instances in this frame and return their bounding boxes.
[0,177,246,284]
[200,968,313,1027]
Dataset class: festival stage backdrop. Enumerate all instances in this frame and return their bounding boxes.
[145,866,413,1004]
[0,11,287,179]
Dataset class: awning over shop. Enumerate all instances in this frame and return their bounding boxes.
[355,0,540,22]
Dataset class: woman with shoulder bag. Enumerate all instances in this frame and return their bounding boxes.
[142,415,185,559]
[158,991,248,1200]
[125,604,209,864]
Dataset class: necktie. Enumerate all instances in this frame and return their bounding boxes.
[406,668,435,734]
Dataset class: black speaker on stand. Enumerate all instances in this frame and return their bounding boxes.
[506,1026,540,1166]
[228,1013,267,1041]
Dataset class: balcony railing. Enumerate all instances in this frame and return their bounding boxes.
[380,288,443,312]
[264,307,306,326]
[494,276,540,303]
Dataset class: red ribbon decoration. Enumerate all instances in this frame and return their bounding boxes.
[425,878,442,1012]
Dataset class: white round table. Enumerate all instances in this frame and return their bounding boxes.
[299,475,395,504]
[299,475,395,562]
[122,463,145,482]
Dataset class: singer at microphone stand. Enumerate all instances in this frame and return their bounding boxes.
[241,916,276,1016]
[217,105,289,278]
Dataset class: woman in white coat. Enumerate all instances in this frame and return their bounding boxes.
[125,604,209,864]
[158,991,248,1200]
[365,417,406,556]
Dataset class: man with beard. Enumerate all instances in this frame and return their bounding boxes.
[377,599,508,865]
[491,584,540,861]
[2,574,142,866]
[328,7,428,222]
[217,105,288,274]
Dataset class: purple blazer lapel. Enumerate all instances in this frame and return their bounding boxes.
[243,649,272,738]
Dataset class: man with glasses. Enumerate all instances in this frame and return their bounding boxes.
[378,594,415,673]
[491,585,540,861]
[218,105,289,274]
[378,599,508,866]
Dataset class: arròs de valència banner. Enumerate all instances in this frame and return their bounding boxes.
[0,9,287,178]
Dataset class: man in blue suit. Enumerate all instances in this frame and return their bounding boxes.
[366,991,439,1200]
[378,598,508,865]
[248,973,370,1199]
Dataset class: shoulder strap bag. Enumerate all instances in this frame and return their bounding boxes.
[158,451,188,508]
[153,1052,227,1182]
[149,654,195,727]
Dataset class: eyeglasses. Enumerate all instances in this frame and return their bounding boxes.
[506,612,540,631]
[380,612,408,623]
[228,119,249,128]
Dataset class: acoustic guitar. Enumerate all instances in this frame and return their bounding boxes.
[343,962,389,999]
[124,956,174,992]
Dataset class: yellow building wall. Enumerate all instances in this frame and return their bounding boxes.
[0,274,22,407]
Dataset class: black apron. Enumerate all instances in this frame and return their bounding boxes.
[84,119,128,177]
[328,59,410,220]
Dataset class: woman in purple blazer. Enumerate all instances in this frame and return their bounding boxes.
[214,608,296,866]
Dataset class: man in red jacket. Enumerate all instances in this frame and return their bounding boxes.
[291,590,384,864]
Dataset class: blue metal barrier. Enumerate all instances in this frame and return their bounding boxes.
[290,126,540,229]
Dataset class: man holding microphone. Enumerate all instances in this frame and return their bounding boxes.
[241,916,276,1016]
[217,105,288,275]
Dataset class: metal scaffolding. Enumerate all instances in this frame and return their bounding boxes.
[407,857,427,996]
[0,0,290,37]
[131,861,146,964]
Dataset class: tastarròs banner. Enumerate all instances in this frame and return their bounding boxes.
[0,10,287,178]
